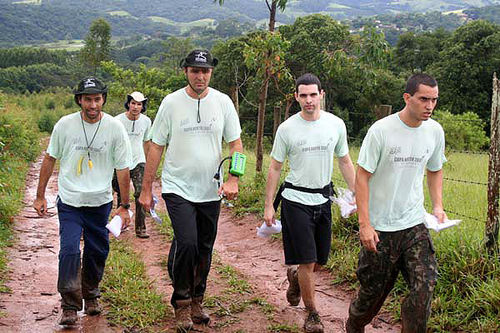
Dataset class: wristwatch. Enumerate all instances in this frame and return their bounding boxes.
[120,203,130,209]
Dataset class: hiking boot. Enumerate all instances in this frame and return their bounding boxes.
[304,311,324,333]
[191,296,210,324]
[136,228,150,239]
[345,317,365,333]
[59,309,77,326]
[286,266,301,306]
[84,298,102,315]
[175,299,193,332]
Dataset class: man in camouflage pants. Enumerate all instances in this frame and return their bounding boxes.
[112,91,151,238]
[346,73,447,333]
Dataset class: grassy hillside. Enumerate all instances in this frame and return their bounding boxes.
[2,0,500,45]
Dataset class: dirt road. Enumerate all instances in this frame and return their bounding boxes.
[0,156,399,332]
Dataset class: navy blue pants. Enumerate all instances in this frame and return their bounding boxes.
[163,193,220,308]
[57,200,112,311]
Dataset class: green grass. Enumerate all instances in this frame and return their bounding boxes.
[148,17,216,34]
[101,239,169,331]
[0,93,42,293]
[328,147,499,332]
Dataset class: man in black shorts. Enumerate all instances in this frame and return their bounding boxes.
[264,73,356,332]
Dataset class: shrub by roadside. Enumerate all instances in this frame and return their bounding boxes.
[0,93,42,291]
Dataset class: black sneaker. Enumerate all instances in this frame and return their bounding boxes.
[286,266,301,306]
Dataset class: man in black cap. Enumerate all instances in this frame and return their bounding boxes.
[33,77,132,326]
[140,49,243,331]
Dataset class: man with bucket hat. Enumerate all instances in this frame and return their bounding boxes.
[139,49,243,331]
[112,91,152,238]
[33,77,132,326]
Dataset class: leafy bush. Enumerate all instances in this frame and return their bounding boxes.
[432,110,489,151]
[0,93,42,291]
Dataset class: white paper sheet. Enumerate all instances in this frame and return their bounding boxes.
[424,213,461,232]
[256,220,282,238]
[106,209,133,238]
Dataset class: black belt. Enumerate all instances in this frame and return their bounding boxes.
[273,181,336,211]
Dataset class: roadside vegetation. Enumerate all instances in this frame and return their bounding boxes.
[0,93,42,292]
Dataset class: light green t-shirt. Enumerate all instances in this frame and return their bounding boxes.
[357,113,447,232]
[151,87,242,202]
[115,112,151,169]
[271,111,349,206]
[47,112,132,207]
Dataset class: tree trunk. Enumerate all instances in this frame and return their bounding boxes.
[268,1,277,32]
[273,105,281,138]
[284,97,293,120]
[230,86,239,115]
[255,75,270,172]
[486,72,500,255]
[254,0,277,172]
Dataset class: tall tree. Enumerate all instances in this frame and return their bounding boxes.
[217,0,288,172]
[80,18,111,74]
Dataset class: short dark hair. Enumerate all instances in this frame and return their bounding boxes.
[405,73,437,95]
[295,73,322,92]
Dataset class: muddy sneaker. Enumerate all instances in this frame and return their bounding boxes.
[84,298,102,315]
[191,296,210,324]
[175,300,193,332]
[286,266,301,306]
[304,311,324,333]
[59,309,77,326]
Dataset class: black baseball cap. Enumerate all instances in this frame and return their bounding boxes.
[73,77,108,106]
[180,49,218,68]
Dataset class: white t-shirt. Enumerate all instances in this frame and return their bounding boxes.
[357,113,446,232]
[151,87,241,202]
[115,112,151,169]
[271,111,349,206]
[47,112,132,207]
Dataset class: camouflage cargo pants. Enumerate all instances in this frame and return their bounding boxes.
[112,163,146,234]
[347,223,437,333]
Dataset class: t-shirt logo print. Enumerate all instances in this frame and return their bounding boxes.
[83,79,96,89]
[195,52,208,63]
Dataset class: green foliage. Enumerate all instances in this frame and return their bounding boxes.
[0,63,75,93]
[429,20,500,124]
[0,93,42,293]
[0,47,69,68]
[80,18,111,74]
[432,110,489,151]
[100,60,173,119]
[393,29,451,73]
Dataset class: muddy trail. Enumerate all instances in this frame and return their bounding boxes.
[0,156,400,332]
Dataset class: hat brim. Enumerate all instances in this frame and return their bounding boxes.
[75,88,107,95]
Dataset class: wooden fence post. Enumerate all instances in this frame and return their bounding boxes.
[374,104,392,120]
[486,72,500,255]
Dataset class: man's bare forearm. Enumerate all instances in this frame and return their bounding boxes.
[36,153,56,199]
[142,142,164,194]
[116,168,131,205]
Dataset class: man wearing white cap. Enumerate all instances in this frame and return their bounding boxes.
[112,91,152,238]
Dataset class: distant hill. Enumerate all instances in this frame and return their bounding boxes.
[1,0,500,46]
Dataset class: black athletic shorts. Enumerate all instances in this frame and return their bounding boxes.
[281,198,332,265]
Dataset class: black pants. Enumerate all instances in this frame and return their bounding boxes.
[162,193,221,308]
